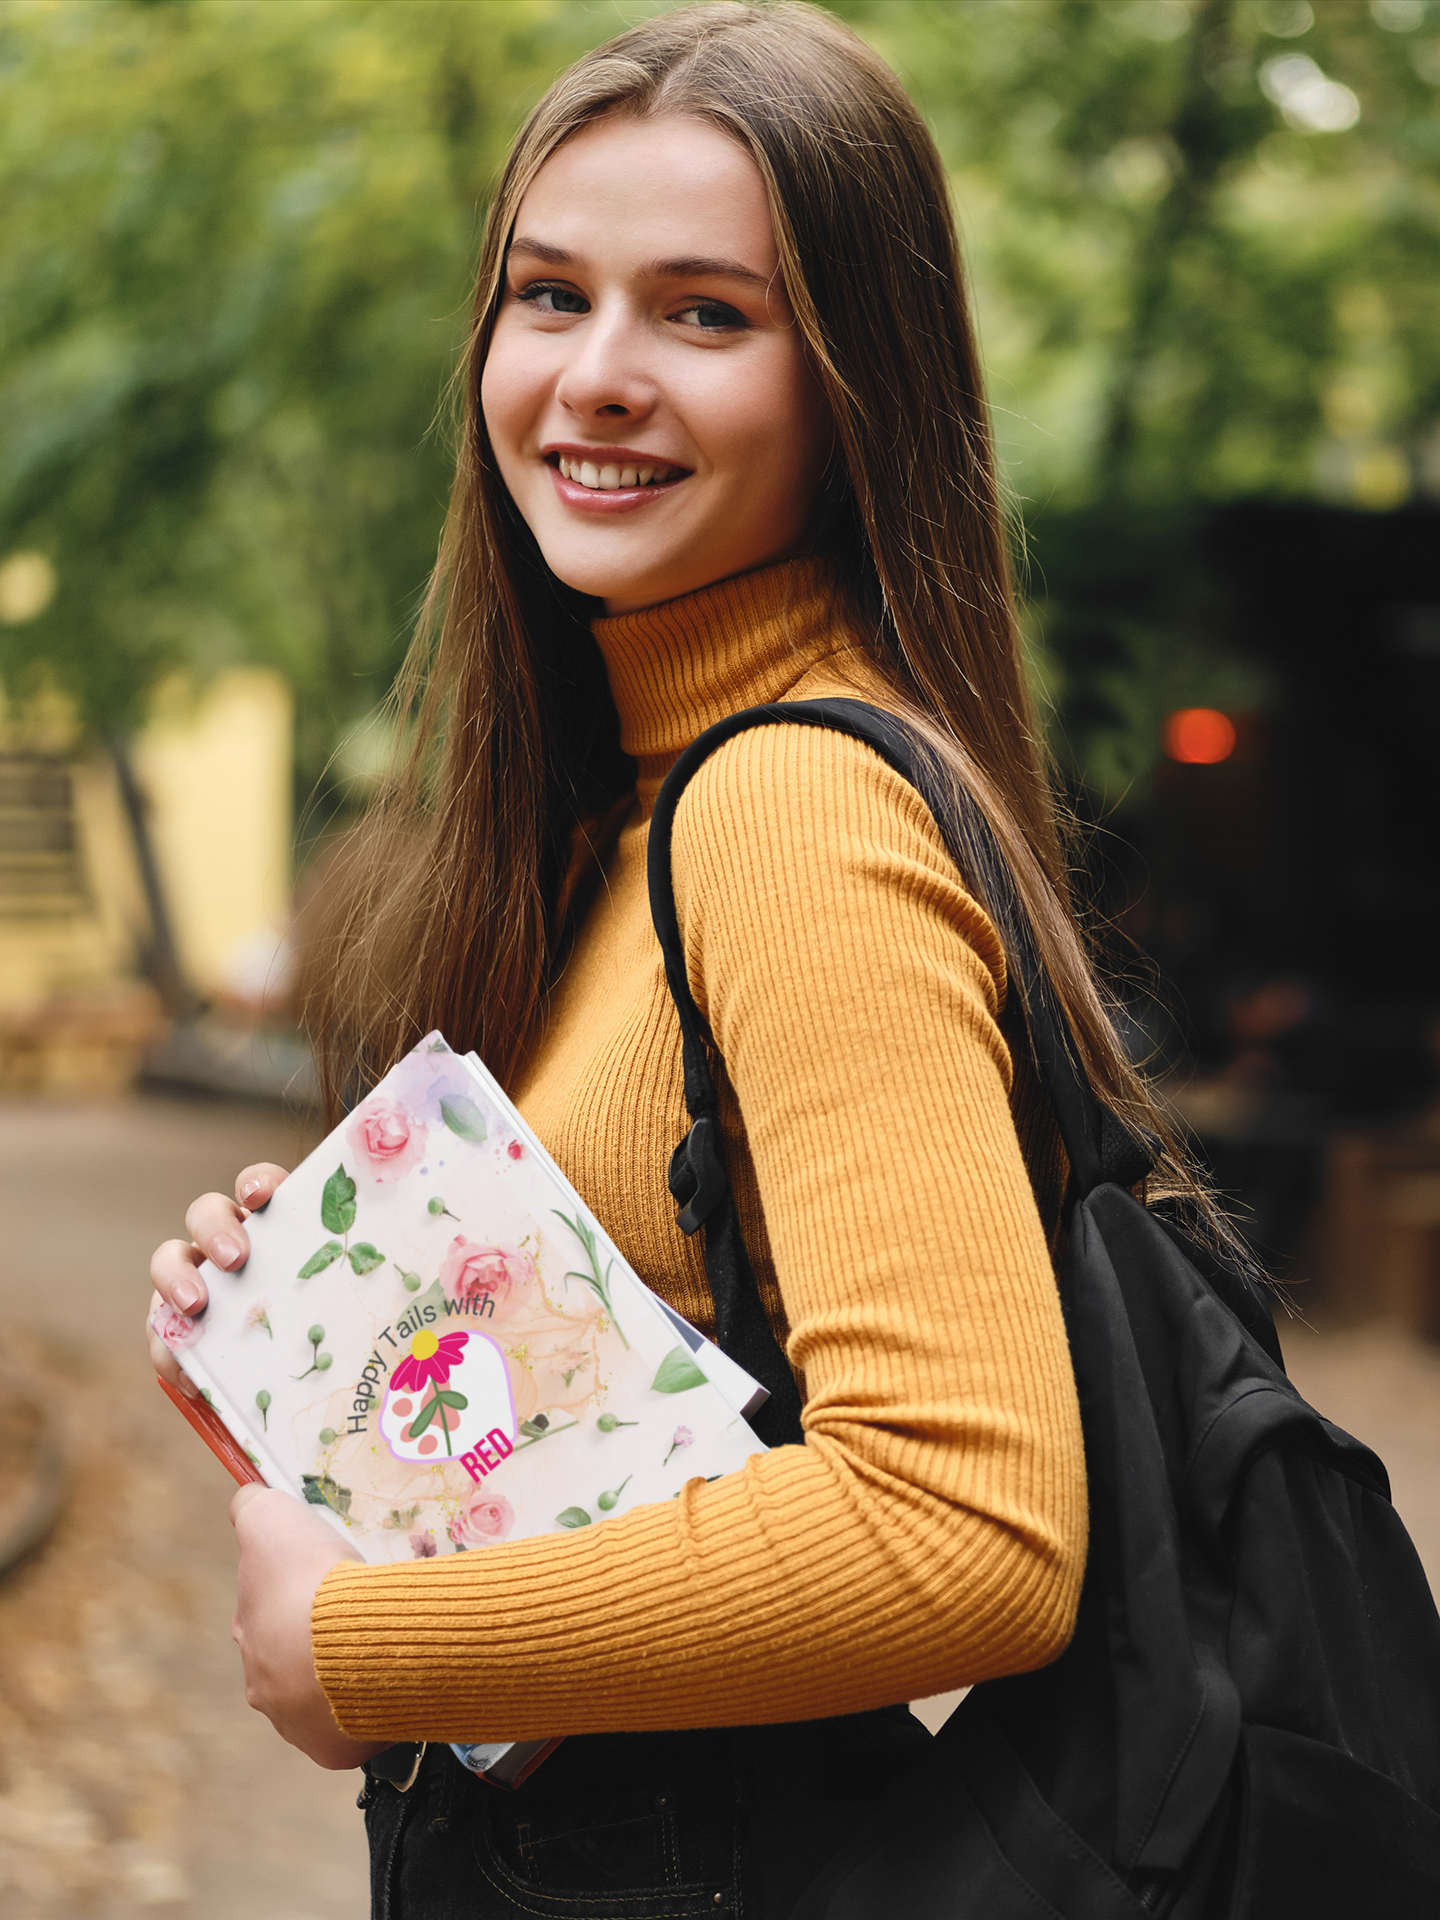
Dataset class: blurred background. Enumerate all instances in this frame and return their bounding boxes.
[0,1,1437,1913]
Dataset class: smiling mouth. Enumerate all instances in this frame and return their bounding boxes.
[548,454,689,492]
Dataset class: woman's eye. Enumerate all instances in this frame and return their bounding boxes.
[675,300,747,332]
[516,282,589,316]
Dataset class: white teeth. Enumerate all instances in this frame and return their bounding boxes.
[556,456,680,490]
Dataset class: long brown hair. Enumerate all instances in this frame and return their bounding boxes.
[304,1,1208,1223]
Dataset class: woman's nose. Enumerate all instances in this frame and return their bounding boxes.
[554,309,655,422]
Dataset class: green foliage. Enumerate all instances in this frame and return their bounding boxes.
[0,0,609,780]
[834,0,1440,793]
[649,1346,708,1395]
[2,1,1437,801]
[297,1239,343,1279]
[320,1163,356,1236]
[840,0,1440,509]
[439,1095,487,1142]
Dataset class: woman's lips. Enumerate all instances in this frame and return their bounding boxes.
[545,461,688,513]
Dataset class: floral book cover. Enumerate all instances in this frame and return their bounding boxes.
[153,1032,766,1781]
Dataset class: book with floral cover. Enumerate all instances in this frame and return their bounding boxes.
[153,1031,767,1785]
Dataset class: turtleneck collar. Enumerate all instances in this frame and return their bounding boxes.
[592,556,860,815]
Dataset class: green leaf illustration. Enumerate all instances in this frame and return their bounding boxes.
[555,1506,592,1529]
[439,1095,488,1143]
[650,1346,708,1395]
[554,1210,628,1348]
[406,1277,447,1319]
[348,1242,385,1275]
[298,1240,343,1279]
[302,1474,352,1518]
[435,1390,468,1409]
[321,1164,357,1235]
[407,1395,440,1438]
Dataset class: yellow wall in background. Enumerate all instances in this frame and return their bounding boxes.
[132,669,293,1000]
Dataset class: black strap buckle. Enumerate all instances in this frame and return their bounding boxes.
[668,1117,729,1235]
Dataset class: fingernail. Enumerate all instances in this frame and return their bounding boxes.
[174,1279,202,1312]
[178,1369,199,1399]
[239,1179,264,1207]
[213,1233,243,1270]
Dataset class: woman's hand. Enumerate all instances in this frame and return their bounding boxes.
[230,1483,386,1770]
[147,1162,290,1393]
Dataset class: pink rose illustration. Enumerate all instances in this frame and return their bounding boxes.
[150,1303,202,1350]
[439,1238,535,1310]
[449,1491,516,1548]
[346,1095,427,1184]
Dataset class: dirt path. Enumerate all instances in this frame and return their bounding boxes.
[0,1094,1435,1915]
[0,1094,367,1919]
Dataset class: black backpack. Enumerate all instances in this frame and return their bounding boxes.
[648,698,1440,1920]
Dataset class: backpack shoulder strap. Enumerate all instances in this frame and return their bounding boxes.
[646,699,1163,1448]
[648,696,1150,1205]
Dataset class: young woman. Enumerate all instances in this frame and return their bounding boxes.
[147,6,1201,1912]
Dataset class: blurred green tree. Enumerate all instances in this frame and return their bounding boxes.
[0,0,600,800]
[2,0,1438,821]
[836,0,1440,798]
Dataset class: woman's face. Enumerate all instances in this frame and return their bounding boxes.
[481,114,833,615]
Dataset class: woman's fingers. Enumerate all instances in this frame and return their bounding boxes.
[179,1165,291,1277]
[235,1162,290,1212]
[151,1234,209,1313]
[183,1190,251,1275]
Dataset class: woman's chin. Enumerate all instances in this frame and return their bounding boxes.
[539,549,707,615]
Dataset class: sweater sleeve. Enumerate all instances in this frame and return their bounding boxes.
[312,727,1085,1742]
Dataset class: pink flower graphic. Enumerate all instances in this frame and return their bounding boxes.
[664,1424,694,1467]
[390,1328,469,1394]
[449,1491,516,1548]
[439,1239,534,1310]
[345,1095,426,1184]
[389,1327,470,1456]
[150,1304,202,1350]
[409,1533,438,1559]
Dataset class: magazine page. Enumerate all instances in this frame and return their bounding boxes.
[154,1033,765,1566]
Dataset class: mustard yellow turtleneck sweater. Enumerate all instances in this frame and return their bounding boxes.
[312,559,1086,1741]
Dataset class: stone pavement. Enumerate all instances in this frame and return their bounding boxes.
[0,1093,1435,1917]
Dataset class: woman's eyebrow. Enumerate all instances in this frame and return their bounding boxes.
[645,254,769,286]
[508,237,576,266]
[506,237,768,287]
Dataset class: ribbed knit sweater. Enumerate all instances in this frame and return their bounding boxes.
[312,558,1086,1742]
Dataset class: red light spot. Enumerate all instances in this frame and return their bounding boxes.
[1163,708,1236,765]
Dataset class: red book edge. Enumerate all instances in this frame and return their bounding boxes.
[159,1375,266,1487]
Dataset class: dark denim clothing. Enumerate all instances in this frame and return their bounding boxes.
[361,1708,930,1918]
